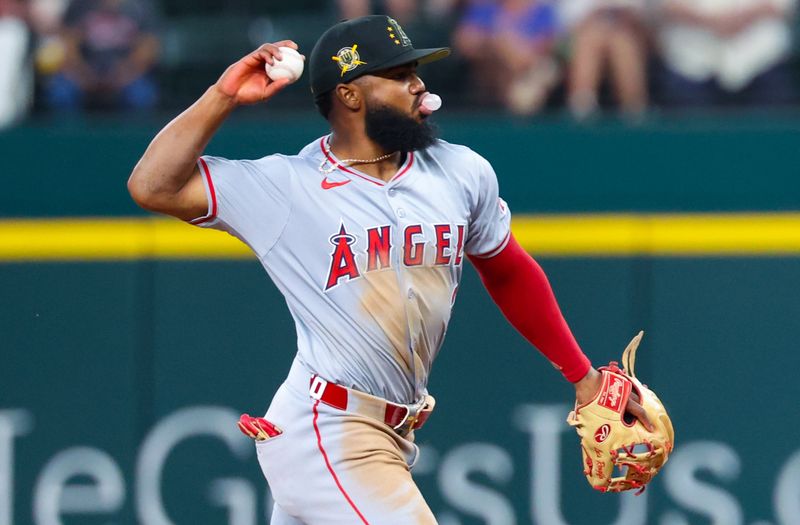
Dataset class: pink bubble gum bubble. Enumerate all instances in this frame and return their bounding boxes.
[420,93,442,115]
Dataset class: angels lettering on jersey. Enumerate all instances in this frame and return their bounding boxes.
[325,222,465,290]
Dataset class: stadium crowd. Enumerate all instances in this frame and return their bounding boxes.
[0,0,797,127]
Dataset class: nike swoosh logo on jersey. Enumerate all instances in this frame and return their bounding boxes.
[321,178,352,190]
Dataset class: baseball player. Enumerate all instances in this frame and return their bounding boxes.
[128,15,653,525]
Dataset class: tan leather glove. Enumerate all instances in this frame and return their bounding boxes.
[567,332,675,493]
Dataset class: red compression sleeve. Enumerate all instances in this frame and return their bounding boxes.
[468,234,591,382]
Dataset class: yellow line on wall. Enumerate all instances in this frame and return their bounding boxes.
[1,214,800,261]
[0,218,251,261]
[512,213,800,256]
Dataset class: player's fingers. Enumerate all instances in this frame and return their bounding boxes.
[240,44,280,68]
[272,39,299,50]
[257,50,277,67]
[257,42,285,60]
[625,398,655,432]
[253,41,300,65]
[238,48,274,68]
[263,77,291,98]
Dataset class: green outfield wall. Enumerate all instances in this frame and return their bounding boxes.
[3,258,800,525]
[2,116,800,524]
[2,112,800,217]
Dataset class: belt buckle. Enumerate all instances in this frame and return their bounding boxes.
[392,408,413,432]
[309,375,328,400]
[392,398,424,432]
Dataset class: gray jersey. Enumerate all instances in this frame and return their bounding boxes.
[192,136,511,403]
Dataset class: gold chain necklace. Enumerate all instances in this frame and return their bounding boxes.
[319,142,398,175]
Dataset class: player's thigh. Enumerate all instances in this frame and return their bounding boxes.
[259,412,435,522]
[303,413,437,524]
[337,454,437,525]
[254,386,436,524]
[294,451,437,525]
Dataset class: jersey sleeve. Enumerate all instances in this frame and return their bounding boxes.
[465,153,512,258]
[189,154,293,256]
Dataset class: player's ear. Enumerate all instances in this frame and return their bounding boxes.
[334,83,362,111]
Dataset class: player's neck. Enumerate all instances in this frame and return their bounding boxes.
[327,134,402,182]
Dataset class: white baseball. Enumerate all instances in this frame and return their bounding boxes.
[265,47,304,83]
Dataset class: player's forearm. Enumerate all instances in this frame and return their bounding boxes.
[469,235,592,382]
[129,86,236,199]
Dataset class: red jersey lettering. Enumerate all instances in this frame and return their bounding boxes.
[366,225,392,271]
[325,225,360,290]
[404,225,424,266]
[454,224,465,265]
[434,224,452,265]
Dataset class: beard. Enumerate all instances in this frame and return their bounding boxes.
[364,103,439,153]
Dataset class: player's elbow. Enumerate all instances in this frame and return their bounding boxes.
[127,169,160,212]
[127,166,206,222]
[127,173,148,208]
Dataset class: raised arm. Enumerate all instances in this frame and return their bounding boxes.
[127,41,300,221]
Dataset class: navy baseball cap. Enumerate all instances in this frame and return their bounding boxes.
[309,15,450,98]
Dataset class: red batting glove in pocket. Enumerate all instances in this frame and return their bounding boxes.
[238,414,283,441]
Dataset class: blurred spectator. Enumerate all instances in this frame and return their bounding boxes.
[29,0,70,76]
[337,0,461,24]
[338,0,370,19]
[454,0,560,116]
[43,0,160,112]
[655,0,797,107]
[560,0,649,120]
[0,0,33,128]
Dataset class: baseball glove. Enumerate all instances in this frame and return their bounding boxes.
[567,331,674,493]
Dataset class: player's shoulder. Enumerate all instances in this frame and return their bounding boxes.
[203,137,327,181]
[296,136,328,163]
[256,152,319,172]
[423,138,483,159]
[420,139,494,178]
[423,139,491,167]
[200,151,317,183]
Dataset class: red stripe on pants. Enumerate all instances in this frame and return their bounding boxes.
[312,400,370,524]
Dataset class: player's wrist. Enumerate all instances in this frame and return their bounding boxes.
[205,84,240,112]
[573,366,601,405]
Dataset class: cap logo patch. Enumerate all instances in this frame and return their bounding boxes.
[332,44,367,77]
[387,17,411,46]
